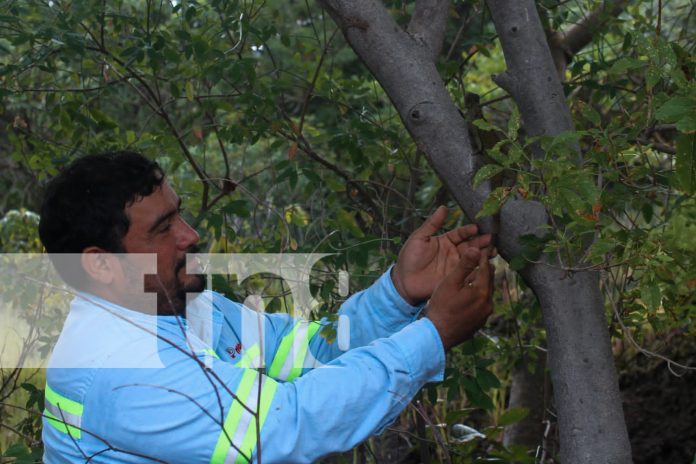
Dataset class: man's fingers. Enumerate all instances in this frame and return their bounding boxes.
[446,248,481,286]
[444,224,478,245]
[455,233,492,253]
[459,249,482,283]
[472,248,494,295]
[412,206,448,239]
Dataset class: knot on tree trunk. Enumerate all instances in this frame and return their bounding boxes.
[407,101,436,125]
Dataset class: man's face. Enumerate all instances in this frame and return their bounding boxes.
[120,181,204,314]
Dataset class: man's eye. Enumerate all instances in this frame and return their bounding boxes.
[159,224,171,233]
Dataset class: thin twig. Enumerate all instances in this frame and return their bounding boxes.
[606,270,696,376]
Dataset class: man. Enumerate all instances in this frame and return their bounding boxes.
[39,151,494,463]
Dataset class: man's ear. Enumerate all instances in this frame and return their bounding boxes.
[81,247,117,285]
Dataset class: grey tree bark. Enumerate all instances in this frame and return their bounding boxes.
[317,0,633,462]
[502,351,548,451]
[501,0,627,452]
[547,0,629,78]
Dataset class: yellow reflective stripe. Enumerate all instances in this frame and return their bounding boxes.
[45,384,83,417]
[44,408,82,439]
[268,321,322,381]
[210,370,257,464]
[268,324,299,378]
[236,378,279,463]
[234,344,261,369]
[203,348,221,359]
[286,322,321,382]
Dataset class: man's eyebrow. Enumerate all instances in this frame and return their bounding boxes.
[147,198,182,233]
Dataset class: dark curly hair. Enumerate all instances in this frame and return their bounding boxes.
[39,151,164,288]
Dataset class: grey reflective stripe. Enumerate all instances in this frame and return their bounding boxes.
[223,375,262,464]
[277,322,309,380]
[45,401,82,429]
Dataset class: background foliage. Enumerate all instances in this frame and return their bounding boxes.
[1,0,694,462]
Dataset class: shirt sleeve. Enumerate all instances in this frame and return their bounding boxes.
[261,318,444,462]
[337,265,425,348]
[90,318,445,464]
[248,266,428,382]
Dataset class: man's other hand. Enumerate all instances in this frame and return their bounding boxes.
[391,206,492,305]
[423,247,494,351]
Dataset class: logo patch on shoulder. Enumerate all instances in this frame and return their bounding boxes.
[226,342,243,359]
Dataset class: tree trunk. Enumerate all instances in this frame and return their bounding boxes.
[486,2,632,460]
[318,0,633,462]
[503,350,547,451]
[524,266,631,463]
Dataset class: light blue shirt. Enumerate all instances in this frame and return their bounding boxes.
[43,269,445,463]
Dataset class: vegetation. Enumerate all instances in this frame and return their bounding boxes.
[0,0,694,462]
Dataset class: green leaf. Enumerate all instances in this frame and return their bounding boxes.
[655,97,696,132]
[458,336,489,355]
[646,65,661,90]
[20,382,37,393]
[223,200,251,218]
[675,134,696,194]
[507,142,524,165]
[487,140,508,165]
[3,443,30,458]
[546,130,583,151]
[88,107,117,130]
[640,280,662,310]
[0,15,21,24]
[507,106,521,139]
[185,5,198,22]
[462,377,494,410]
[580,103,601,127]
[509,233,548,270]
[641,203,654,223]
[301,168,322,184]
[608,57,643,75]
[508,255,526,271]
[498,407,529,426]
[476,187,509,219]
[587,237,615,263]
[185,81,194,102]
[472,118,501,133]
[473,164,504,188]
[325,177,344,192]
[445,409,471,423]
[476,368,501,390]
[336,208,365,238]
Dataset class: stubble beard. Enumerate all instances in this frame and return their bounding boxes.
[162,247,206,316]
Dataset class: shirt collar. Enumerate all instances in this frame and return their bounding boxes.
[70,290,223,349]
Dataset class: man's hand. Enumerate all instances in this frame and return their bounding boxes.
[391,206,492,305]
[424,247,494,351]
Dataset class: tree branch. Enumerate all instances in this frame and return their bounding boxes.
[407,0,450,61]
[80,22,214,206]
[319,0,504,235]
[548,0,628,78]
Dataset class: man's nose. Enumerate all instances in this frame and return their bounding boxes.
[176,217,200,248]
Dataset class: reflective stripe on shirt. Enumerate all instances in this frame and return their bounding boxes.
[234,343,262,369]
[268,321,321,381]
[203,347,221,359]
[210,370,279,464]
[44,384,84,439]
